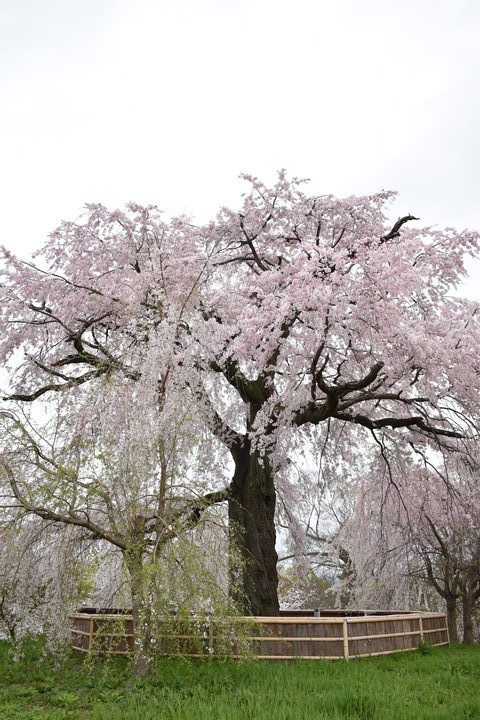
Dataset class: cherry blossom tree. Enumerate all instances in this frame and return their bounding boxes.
[409,467,480,644]
[339,451,480,643]
[0,369,233,674]
[1,172,479,615]
[0,518,93,644]
[278,565,334,610]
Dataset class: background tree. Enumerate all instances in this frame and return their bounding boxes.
[339,452,480,643]
[278,565,334,610]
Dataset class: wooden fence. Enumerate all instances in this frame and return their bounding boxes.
[70,610,448,661]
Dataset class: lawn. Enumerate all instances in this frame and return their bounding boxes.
[0,640,479,720]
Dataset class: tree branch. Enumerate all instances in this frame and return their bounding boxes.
[332,411,463,439]
[380,215,419,243]
[157,488,230,543]
[5,368,108,402]
[0,459,127,550]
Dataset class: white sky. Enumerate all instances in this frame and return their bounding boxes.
[1,0,479,296]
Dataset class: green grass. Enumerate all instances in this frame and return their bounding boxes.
[1,640,479,720]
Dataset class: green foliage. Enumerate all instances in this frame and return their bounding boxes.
[1,640,480,719]
[49,690,78,707]
[117,531,252,668]
[417,640,433,655]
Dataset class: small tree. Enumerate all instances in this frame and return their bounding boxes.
[0,368,234,674]
[414,474,480,644]
[340,454,480,643]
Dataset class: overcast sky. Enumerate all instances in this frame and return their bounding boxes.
[1,0,479,295]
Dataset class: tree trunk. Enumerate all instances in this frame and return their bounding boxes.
[462,592,474,645]
[125,550,152,677]
[446,596,458,643]
[229,441,279,616]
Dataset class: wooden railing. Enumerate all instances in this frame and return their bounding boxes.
[70,610,448,660]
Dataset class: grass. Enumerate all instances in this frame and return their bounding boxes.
[0,640,479,719]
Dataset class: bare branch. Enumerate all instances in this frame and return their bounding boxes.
[381,215,419,243]
[332,411,463,439]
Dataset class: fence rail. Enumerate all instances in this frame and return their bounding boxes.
[70,610,448,660]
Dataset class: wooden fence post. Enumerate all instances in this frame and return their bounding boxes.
[208,619,214,658]
[342,619,349,661]
[419,615,424,644]
[88,617,94,653]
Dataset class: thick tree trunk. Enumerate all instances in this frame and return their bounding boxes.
[462,592,474,645]
[228,441,279,616]
[446,596,458,643]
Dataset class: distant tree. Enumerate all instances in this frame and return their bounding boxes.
[411,470,480,644]
[340,454,480,643]
[278,565,334,610]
